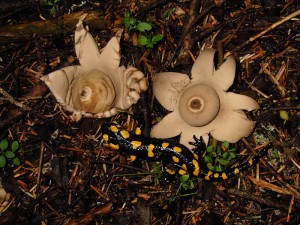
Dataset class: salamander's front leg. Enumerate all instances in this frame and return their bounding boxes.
[189,135,206,158]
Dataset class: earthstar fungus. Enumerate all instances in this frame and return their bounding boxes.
[151,49,259,149]
[41,17,148,121]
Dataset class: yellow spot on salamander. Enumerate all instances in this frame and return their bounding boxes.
[182,164,187,171]
[172,156,179,163]
[214,173,220,178]
[248,159,253,166]
[192,159,200,176]
[193,153,199,160]
[120,130,130,139]
[234,168,240,174]
[103,134,109,142]
[222,173,228,180]
[178,169,187,175]
[162,142,169,148]
[173,146,182,153]
[148,144,155,158]
[131,140,142,149]
[205,170,213,180]
[166,168,175,175]
[130,155,136,161]
[135,127,142,135]
[109,143,119,150]
[110,125,118,133]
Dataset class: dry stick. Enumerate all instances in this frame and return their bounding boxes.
[36,142,45,196]
[0,86,31,111]
[227,188,289,211]
[176,0,201,65]
[225,9,300,57]
[170,0,217,66]
[242,138,300,199]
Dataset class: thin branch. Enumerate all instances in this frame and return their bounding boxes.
[0,86,31,111]
[225,9,300,57]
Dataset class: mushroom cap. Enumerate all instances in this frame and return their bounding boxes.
[71,69,116,113]
[178,84,220,126]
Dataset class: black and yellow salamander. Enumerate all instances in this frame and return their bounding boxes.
[101,123,270,181]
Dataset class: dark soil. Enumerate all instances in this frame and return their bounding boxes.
[0,0,299,224]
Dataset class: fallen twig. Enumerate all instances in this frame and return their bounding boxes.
[225,9,300,57]
[0,86,31,111]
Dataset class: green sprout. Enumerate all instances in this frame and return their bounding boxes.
[179,174,195,191]
[41,0,61,15]
[204,141,237,172]
[122,12,163,48]
[0,139,21,168]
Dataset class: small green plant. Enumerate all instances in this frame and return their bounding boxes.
[0,139,21,168]
[179,174,194,190]
[204,141,237,172]
[163,7,176,20]
[122,12,163,48]
[41,0,61,15]
[152,162,163,185]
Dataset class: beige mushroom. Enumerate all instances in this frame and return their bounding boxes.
[151,49,259,149]
[41,16,148,121]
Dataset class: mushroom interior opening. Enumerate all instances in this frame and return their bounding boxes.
[178,84,220,127]
[71,69,116,113]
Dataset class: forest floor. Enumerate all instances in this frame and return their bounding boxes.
[0,0,299,224]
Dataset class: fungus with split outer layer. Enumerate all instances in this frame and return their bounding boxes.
[41,15,148,121]
[151,49,259,149]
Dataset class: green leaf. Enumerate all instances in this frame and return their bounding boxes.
[129,18,137,26]
[0,139,8,151]
[180,174,190,182]
[4,151,15,159]
[124,11,131,18]
[222,152,229,159]
[11,141,19,152]
[50,6,56,15]
[152,34,163,43]
[216,158,229,166]
[44,0,54,6]
[138,35,149,46]
[189,181,195,189]
[206,145,214,152]
[279,110,289,121]
[0,155,6,167]
[229,152,236,159]
[207,164,215,171]
[229,148,236,152]
[214,165,223,172]
[146,43,154,48]
[217,147,221,155]
[222,141,230,149]
[136,22,152,32]
[122,18,131,27]
[13,157,20,166]
[204,155,212,163]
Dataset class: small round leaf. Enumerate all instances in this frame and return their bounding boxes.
[13,157,21,166]
[4,151,15,159]
[279,110,289,121]
[0,155,6,167]
[0,139,8,151]
[138,35,149,45]
[136,22,152,32]
[151,34,163,42]
[11,141,19,152]
[216,158,229,166]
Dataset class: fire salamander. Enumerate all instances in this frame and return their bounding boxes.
[102,123,270,181]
